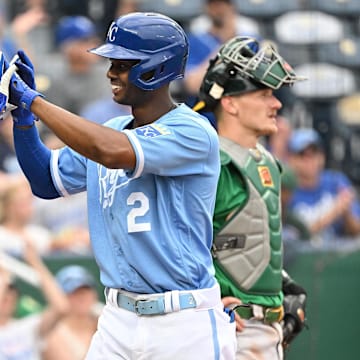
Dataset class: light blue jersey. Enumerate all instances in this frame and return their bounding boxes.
[50,104,220,293]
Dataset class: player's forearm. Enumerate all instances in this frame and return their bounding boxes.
[309,206,343,234]
[31,97,136,169]
[343,211,360,236]
[30,258,69,335]
[0,268,11,302]
[23,247,68,315]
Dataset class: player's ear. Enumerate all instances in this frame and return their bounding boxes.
[220,96,237,116]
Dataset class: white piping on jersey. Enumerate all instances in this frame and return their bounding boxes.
[123,129,144,179]
[51,149,70,197]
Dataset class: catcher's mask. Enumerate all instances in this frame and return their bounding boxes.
[194,36,306,112]
[89,12,188,91]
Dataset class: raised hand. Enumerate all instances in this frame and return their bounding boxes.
[0,51,17,119]
[0,50,43,126]
[15,50,36,90]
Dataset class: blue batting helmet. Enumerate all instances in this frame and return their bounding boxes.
[89,12,189,90]
[55,16,97,47]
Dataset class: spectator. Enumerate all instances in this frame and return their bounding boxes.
[0,4,16,60]
[184,0,262,97]
[43,265,101,360]
[0,176,54,257]
[0,114,20,174]
[38,15,109,116]
[189,0,260,36]
[0,239,69,360]
[287,128,360,245]
[0,0,50,62]
[115,0,140,17]
[281,164,311,267]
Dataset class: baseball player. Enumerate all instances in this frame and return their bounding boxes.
[194,36,307,359]
[0,12,236,359]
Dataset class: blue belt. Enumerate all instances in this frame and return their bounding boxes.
[106,288,197,316]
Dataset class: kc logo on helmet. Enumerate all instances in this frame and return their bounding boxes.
[107,22,119,42]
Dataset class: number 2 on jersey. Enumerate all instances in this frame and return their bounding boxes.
[127,192,151,233]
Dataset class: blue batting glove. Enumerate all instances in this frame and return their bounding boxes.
[9,69,42,111]
[11,51,39,125]
[15,50,36,90]
[0,51,42,125]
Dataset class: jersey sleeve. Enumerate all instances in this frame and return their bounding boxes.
[50,147,88,196]
[123,111,218,178]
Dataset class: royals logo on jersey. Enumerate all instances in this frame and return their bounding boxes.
[135,124,171,138]
[258,166,274,187]
[97,166,129,209]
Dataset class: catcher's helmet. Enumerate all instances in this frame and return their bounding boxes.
[89,12,189,90]
[195,36,305,111]
[55,16,97,47]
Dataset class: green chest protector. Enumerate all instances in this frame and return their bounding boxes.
[214,137,283,295]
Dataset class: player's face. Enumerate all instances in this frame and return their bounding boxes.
[107,59,142,105]
[233,89,282,136]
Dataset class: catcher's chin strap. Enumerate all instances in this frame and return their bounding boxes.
[281,270,308,352]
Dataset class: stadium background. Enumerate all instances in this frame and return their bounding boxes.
[5,1,360,359]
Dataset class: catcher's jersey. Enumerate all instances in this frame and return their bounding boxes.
[49,104,220,294]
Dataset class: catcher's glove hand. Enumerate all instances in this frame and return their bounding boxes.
[281,293,307,348]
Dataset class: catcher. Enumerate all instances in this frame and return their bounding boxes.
[194,36,307,359]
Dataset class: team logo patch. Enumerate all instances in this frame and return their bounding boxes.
[135,124,171,138]
[258,166,274,187]
[107,22,118,42]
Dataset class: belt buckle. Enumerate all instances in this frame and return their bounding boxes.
[264,306,284,324]
[134,298,164,316]
[134,299,146,315]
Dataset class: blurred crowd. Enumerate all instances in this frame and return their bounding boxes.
[0,0,360,357]
[0,0,358,257]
